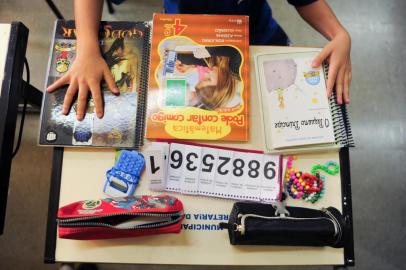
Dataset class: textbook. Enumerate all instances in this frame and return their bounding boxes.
[39,15,250,148]
[252,46,354,153]
[146,14,250,141]
[39,20,150,148]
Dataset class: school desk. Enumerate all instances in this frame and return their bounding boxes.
[44,46,355,268]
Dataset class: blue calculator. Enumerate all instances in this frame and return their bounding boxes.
[103,150,145,197]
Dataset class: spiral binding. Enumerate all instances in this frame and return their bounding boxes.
[324,62,355,147]
[134,22,152,151]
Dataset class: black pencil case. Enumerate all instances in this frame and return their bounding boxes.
[219,202,348,248]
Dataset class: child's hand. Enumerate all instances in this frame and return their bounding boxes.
[312,30,352,104]
[47,52,119,121]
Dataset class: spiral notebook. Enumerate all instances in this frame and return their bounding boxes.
[254,48,354,153]
[39,14,250,148]
[146,13,250,142]
[38,20,151,149]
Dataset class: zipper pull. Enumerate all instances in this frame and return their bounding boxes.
[220,213,245,234]
[275,200,290,217]
[235,224,244,234]
[219,222,245,234]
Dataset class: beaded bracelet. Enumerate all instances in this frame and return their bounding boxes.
[285,156,339,204]
[311,161,339,176]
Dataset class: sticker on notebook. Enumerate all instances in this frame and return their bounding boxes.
[72,115,94,145]
[163,50,177,75]
[82,200,102,210]
[45,131,58,143]
[165,78,187,107]
[304,70,321,85]
[54,41,76,74]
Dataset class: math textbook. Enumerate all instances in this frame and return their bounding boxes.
[39,20,150,149]
[146,14,250,141]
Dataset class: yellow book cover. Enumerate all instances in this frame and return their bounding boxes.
[146,14,249,141]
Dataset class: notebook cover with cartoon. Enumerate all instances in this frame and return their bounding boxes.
[146,14,250,141]
[39,20,150,149]
[254,48,354,152]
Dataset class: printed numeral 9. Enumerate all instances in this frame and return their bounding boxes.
[170,150,183,169]
[264,161,276,180]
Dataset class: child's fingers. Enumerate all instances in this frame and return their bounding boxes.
[62,80,78,115]
[47,75,70,93]
[103,69,119,95]
[335,67,345,105]
[326,63,338,97]
[348,68,352,85]
[312,45,331,68]
[89,80,103,119]
[343,69,351,104]
[76,82,89,121]
[346,62,352,87]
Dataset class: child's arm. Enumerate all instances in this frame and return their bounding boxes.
[295,0,351,104]
[47,0,119,121]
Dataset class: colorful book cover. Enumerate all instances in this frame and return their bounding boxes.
[255,51,336,150]
[39,20,150,148]
[146,14,250,141]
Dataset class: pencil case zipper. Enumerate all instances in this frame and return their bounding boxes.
[58,211,184,230]
[234,208,342,245]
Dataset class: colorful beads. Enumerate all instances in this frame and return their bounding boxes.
[311,161,339,175]
[285,157,339,204]
[285,169,324,203]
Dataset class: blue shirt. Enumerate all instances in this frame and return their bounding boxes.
[112,0,317,45]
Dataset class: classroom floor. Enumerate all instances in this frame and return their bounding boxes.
[0,0,405,269]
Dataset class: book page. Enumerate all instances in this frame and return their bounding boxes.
[256,51,335,150]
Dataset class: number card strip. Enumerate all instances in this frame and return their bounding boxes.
[260,154,281,202]
[198,147,218,196]
[148,142,282,202]
[213,149,234,198]
[145,142,169,191]
[228,154,251,200]
[242,153,264,201]
[166,143,185,192]
[180,145,202,194]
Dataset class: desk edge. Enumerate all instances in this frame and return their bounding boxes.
[44,147,64,263]
[340,147,355,266]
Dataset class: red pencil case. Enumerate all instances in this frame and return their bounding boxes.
[57,195,184,240]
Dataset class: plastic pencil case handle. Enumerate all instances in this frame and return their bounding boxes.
[219,201,348,248]
[57,195,184,240]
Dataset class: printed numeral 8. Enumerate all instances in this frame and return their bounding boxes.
[248,160,260,178]
[233,158,245,177]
